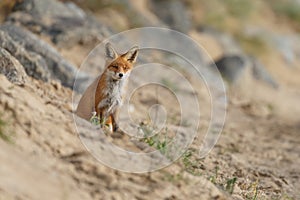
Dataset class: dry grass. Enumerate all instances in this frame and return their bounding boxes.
[0,0,19,22]
[185,0,255,32]
[235,33,270,56]
[267,0,300,31]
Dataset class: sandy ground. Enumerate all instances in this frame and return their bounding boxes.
[0,1,300,200]
[1,35,299,199]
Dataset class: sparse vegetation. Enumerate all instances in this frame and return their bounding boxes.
[64,0,143,30]
[178,148,263,198]
[268,0,300,31]
[223,0,254,19]
[89,112,112,134]
[186,0,271,58]
[186,0,255,32]
[89,111,101,126]
[225,177,237,194]
[160,78,179,92]
[281,194,294,200]
[0,115,13,143]
[245,180,259,200]
[161,170,187,183]
[141,125,172,155]
[181,149,203,176]
[208,166,219,184]
[235,33,270,56]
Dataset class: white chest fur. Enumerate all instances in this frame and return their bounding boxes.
[97,74,128,115]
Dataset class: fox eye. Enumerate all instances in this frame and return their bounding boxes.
[112,65,118,69]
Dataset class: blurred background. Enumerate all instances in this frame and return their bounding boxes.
[0,0,299,199]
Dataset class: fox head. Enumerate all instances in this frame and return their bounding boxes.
[104,43,138,81]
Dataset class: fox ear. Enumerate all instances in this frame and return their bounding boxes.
[124,46,138,63]
[105,43,118,60]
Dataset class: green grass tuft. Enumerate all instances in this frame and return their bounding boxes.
[141,126,172,155]
[208,166,219,184]
[181,149,203,176]
[225,177,237,194]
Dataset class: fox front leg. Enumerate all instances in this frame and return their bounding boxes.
[97,108,112,132]
[105,116,113,133]
[111,109,120,132]
[95,108,105,128]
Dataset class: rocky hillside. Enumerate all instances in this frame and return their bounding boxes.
[0,0,299,199]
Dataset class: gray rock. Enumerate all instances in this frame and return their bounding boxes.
[50,15,107,48]
[0,47,27,85]
[8,0,111,47]
[214,55,249,83]
[273,34,300,66]
[65,2,86,19]
[274,36,294,65]
[213,54,279,89]
[12,0,81,18]
[241,26,300,66]
[202,28,279,88]
[0,23,90,90]
[251,57,279,89]
[0,30,50,81]
[149,0,191,33]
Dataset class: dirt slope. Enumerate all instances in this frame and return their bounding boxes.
[0,0,299,200]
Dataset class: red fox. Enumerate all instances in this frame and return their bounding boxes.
[76,43,138,132]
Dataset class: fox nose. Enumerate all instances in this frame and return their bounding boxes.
[118,73,123,78]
